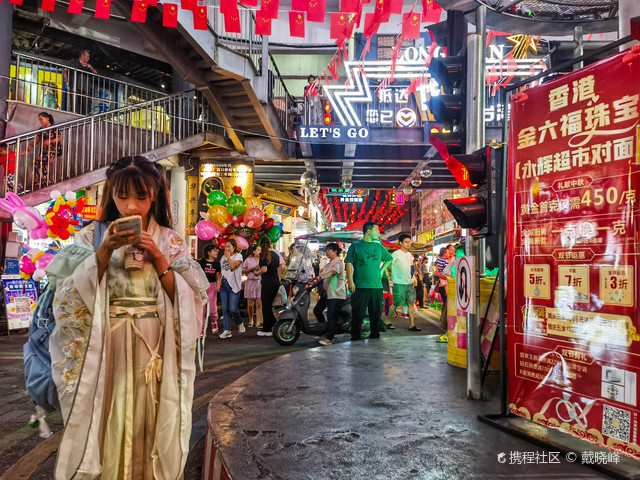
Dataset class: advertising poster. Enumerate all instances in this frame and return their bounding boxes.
[507,49,640,460]
[2,275,38,330]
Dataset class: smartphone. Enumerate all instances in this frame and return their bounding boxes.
[114,215,142,244]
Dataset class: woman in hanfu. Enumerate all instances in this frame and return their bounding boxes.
[48,156,208,479]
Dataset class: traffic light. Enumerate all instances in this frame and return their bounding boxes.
[428,51,466,153]
[324,100,332,125]
[442,145,500,238]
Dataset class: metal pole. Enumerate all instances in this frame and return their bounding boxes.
[261,36,269,100]
[619,0,640,51]
[498,88,508,416]
[465,5,486,400]
[0,1,13,139]
[573,26,584,71]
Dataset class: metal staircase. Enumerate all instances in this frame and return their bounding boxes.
[116,2,297,160]
[1,89,229,206]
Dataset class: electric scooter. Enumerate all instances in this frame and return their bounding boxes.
[273,278,352,346]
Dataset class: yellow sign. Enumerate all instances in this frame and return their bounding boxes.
[600,265,634,307]
[523,264,550,300]
[187,176,199,231]
[556,265,589,304]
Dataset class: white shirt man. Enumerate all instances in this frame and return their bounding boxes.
[387,234,420,331]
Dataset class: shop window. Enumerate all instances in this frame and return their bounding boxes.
[377,36,414,60]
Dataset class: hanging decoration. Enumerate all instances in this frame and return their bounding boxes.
[195,185,283,250]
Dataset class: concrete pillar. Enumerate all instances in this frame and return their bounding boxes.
[0,2,13,139]
[619,0,640,50]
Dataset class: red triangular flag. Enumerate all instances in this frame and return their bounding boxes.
[289,11,305,37]
[255,9,272,35]
[94,0,111,18]
[181,0,196,10]
[388,0,402,14]
[67,0,83,14]
[224,12,242,33]
[324,72,329,86]
[307,0,325,22]
[329,12,349,39]
[340,0,358,12]
[363,12,380,38]
[130,1,149,22]
[291,0,308,11]
[193,6,208,30]
[422,0,443,23]
[373,0,389,22]
[260,0,279,19]
[163,3,179,27]
[402,9,421,39]
[220,0,238,15]
[327,59,340,81]
[239,0,258,6]
[41,0,56,11]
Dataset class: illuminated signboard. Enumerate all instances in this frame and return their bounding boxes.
[324,41,548,128]
[508,49,640,460]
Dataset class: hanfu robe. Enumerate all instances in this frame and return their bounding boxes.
[48,218,208,480]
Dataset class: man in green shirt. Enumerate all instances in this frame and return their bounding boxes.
[345,222,393,341]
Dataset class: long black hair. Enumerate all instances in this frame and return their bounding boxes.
[98,156,172,227]
[37,112,55,125]
[260,237,272,264]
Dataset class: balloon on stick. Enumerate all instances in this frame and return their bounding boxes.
[234,236,249,250]
[207,190,227,207]
[195,220,217,240]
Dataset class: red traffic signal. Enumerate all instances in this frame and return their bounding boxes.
[442,146,495,236]
[429,56,465,92]
[445,151,487,188]
[443,197,487,231]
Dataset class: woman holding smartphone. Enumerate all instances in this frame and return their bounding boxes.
[242,244,262,328]
[218,238,245,339]
[47,156,207,480]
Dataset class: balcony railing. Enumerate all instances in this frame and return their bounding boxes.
[0,90,223,196]
[208,5,262,71]
[9,51,166,116]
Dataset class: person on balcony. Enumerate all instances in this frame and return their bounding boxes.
[304,75,323,125]
[0,143,17,193]
[27,112,61,188]
[62,49,98,115]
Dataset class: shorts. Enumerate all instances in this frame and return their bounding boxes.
[392,283,416,306]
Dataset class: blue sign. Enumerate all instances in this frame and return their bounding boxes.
[298,126,369,143]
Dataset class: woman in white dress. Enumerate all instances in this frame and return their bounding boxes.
[49,155,207,479]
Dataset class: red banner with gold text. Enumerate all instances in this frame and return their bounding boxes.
[507,48,640,460]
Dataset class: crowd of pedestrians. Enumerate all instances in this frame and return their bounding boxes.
[195,220,454,346]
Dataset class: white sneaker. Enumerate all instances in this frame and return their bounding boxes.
[219,330,232,339]
[257,330,273,337]
[238,323,246,334]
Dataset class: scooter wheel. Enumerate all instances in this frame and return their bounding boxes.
[273,319,301,346]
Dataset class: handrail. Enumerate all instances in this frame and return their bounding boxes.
[10,51,166,116]
[0,90,223,197]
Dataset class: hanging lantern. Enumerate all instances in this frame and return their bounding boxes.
[411,176,422,187]
[419,166,433,178]
[300,170,318,187]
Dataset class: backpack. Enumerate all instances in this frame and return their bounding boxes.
[23,222,107,412]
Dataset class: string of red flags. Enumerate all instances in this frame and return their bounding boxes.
[33,0,443,38]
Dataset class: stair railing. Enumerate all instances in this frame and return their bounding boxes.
[0,90,223,197]
[10,51,166,116]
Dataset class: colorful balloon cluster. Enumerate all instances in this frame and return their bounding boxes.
[19,248,56,281]
[194,185,283,250]
[44,191,85,240]
[0,193,49,239]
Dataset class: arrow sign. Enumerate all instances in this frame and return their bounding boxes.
[455,256,475,313]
